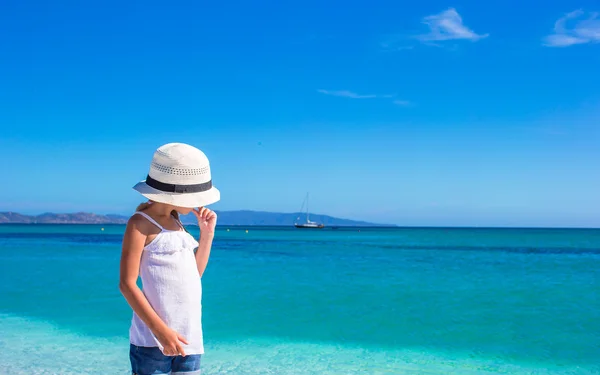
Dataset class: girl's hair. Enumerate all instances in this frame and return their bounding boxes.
[135,201,180,220]
[135,201,152,212]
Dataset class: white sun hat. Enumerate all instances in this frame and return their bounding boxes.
[133,143,220,208]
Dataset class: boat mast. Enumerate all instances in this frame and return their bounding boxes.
[306,193,310,222]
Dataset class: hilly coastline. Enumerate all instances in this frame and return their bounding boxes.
[0,211,393,227]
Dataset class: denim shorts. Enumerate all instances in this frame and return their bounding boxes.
[130,344,202,375]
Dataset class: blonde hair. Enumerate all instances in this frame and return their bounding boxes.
[135,201,180,220]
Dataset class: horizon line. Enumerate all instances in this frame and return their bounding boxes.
[1,223,598,231]
[1,210,598,230]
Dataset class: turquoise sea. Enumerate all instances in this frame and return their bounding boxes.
[0,224,598,374]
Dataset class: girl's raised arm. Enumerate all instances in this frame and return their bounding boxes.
[192,207,217,277]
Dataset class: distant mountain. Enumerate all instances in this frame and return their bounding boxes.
[0,212,36,224]
[0,212,128,224]
[0,210,392,227]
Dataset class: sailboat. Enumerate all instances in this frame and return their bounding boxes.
[294,193,325,229]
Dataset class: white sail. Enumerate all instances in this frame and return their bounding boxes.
[295,193,324,228]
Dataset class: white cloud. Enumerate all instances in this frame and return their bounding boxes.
[316,89,377,99]
[393,100,412,107]
[543,10,600,47]
[417,8,488,43]
[317,90,411,106]
[380,40,415,51]
[317,90,397,99]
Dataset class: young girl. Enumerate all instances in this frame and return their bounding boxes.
[119,142,220,375]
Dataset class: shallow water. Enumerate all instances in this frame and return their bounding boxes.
[0,225,598,374]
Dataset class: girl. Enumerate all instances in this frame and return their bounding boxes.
[119,142,220,375]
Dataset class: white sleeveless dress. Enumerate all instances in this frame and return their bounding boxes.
[129,211,204,355]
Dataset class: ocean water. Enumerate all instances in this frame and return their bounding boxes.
[0,224,598,374]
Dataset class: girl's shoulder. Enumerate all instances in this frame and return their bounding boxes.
[127,212,161,236]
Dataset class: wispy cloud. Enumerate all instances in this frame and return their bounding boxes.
[543,10,600,47]
[316,89,378,99]
[317,90,396,99]
[317,90,412,107]
[393,100,412,107]
[379,40,415,51]
[393,46,414,51]
[416,8,488,43]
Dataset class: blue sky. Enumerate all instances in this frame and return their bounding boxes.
[1,0,599,227]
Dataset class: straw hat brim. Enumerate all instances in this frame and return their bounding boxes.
[133,181,220,208]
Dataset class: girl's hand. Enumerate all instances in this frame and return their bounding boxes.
[193,207,217,235]
[156,327,188,357]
